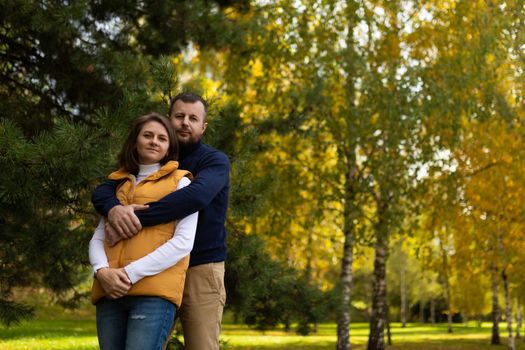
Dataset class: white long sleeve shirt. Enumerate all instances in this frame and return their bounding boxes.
[88,163,198,284]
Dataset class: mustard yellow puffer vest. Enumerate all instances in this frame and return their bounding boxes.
[91,161,191,306]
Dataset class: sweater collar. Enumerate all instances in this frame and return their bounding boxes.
[138,163,161,177]
[179,140,202,160]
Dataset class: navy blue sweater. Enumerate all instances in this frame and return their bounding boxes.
[91,141,230,267]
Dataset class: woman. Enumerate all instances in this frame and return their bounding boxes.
[89,112,198,350]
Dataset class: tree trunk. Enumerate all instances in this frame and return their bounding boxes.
[367,232,388,350]
[430,299,436,326]
[305,228,318,333]
[419,300,425,324]
[516,301,522,340]
[446,297,453,333]
[400,264,407,328]
[386,299,392,346]
[336,229,353,350]
[336,168,356,350]
[336,10,362,348]
[283,315,291,333]
[502,269,515,350]
[491,267,501,345]
[439,240,453,333]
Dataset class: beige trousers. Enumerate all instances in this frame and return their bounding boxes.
[179,262,226,350]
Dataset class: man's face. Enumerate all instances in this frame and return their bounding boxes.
[170,100,207,145]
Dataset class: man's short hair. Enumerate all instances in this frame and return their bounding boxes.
[169,92,208,121]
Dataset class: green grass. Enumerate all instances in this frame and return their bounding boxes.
[2,318,525,350]
[0,319,98,350]
[219,323,525,350]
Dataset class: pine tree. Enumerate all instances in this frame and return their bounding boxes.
[0,0,250,325]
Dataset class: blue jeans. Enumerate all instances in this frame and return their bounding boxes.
[96,296,176,350]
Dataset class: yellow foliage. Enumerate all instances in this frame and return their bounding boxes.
[370,113,379,125]
[501,153,512,164]
[250,59,264,78]
[171,55,182,65]
[485,53,495,65]
[170,0,525,303]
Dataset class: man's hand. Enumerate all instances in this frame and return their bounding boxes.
[107,204,148,239]
[96,268,132,299]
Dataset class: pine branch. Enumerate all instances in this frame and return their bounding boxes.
[0,298,34,326]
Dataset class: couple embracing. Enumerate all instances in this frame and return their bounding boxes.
[89,93,229,350]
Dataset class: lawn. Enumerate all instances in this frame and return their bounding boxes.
[221,323,525,350]
[1,317,525,350]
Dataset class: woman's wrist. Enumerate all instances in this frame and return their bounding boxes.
[95,267,109,279]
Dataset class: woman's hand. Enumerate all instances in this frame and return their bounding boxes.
[96,268,132,299]
[107,204,148,239]
[105,222,122,246]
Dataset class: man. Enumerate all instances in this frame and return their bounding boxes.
[91,92,229,350]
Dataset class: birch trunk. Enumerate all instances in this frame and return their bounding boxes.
[491,267,501,345]
[367,231,388,350]
[336,167,357,350]
[336,233,353,350]
[502,269,515,350]
[386,299,392,346]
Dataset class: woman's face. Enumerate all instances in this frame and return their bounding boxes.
[136,120,170,164]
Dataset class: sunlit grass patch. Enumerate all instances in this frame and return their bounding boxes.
[2,318,525,350]
[385,323,525,350]
[220,322,525,350]
[220,323,367,349]
[0,319,98,350]
[2,337,98,350]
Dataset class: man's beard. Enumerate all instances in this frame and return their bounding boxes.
[178,137,199,148]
